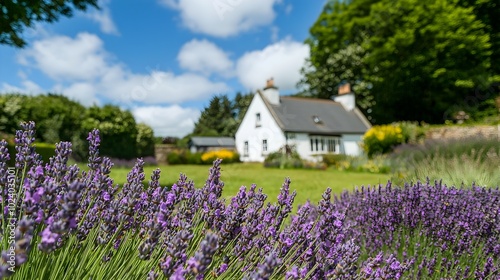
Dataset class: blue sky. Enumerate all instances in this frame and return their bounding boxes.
[0,0,326,137]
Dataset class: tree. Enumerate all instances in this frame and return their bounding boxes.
[0,94,30,133]
[1,0,98,47]
[193,95,236,137]
[28,94,86,143]
[81,105,138,159]
[302,0,494,124]
[0,93,85,143]
[456,0,500,77]
[136,123,155,157]
[233,92,254,124]
[192,92,254,137]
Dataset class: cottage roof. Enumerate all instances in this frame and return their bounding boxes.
[189,137,235,147]
[258,92,370,134]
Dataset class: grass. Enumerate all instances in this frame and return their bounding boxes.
[99,162,390,206]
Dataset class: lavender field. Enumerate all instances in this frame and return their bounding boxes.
[0,122,499,279]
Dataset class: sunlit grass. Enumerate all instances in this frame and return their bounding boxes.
[80,162,390,206]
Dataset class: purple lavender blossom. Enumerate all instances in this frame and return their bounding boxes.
[14,121,40,171]
[187,232,219,279]
[244,250,281,280]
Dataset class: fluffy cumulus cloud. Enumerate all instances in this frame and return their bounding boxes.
[17,33,229,107]
[177,39,234,76]
[159,0,280,37]
[236,39,310,91]
[1,79,42,95]
[83,0,120,35]
[18,33,110,81]
[13,32,229,137]
[132,105,201,137]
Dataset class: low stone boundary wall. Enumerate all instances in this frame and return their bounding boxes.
[154,144,179,164]
[426,125,500,140]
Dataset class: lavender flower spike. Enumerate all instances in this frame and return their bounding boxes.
[188,233,219,279]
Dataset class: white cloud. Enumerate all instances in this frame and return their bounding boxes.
[1,79,42,94]
[18,33,110,81]
[159,0,280,37]
[83,0,119,35]
[101,69,230,105]
[17,33,230,108]
[236,39,309,90]
[132,105,201,137]
[177,39,234,76]
[61,83,100,106]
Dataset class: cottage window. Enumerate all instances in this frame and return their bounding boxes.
[310,136,341,153]
[262,139,268,152]
[244,141,249,156]
[256,113,261,127]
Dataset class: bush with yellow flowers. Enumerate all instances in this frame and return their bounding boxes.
[201,149,240,164]
[363,124,404,157]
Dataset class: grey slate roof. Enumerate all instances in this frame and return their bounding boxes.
[190,137,235,147]
[259,93,370,134]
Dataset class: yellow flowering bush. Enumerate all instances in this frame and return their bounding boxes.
[201,149,240,164]
[363,124,404,157]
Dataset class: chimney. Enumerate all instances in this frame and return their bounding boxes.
[262,78,280,105]
[333,82,355,111]
[338,83,351,95]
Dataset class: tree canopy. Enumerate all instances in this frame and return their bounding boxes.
[0,0,98,47]
[0,93,155,160]
[192,92,254,138]
[301,0,498,124]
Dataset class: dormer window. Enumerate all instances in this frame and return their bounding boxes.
[312,115,322,124]
[256,113,261,127]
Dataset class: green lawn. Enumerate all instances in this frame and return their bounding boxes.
[106,162,390,206]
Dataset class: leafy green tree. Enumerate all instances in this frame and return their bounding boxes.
[27,94,86,143]
[365,0,491,123]
[233,92,254,124]
[0,94,30,133]
[136,123,155,157]
[303,0,493,124]
[193,95,235,136]
[1,0,98,47]
[81,105,138,159]
[457,0,500,77]
[0,93,85,142]
[193,92,254,137]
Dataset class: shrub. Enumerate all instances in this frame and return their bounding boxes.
[201,149,239,164]
[264,146,303,169]
[6,142,56,166]
[363,124,404,157]
[391,149,500,187]
[110,156,158,168]
[167,150,232,165]
[322,154,349,167]
[390,137,500,164]
[302,161,327,170]
[396,121,426,144]
[329,155,392,174]
[186,151,203,165]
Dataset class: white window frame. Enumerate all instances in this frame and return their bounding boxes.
[256,113,261,127]
[262,139,268,153]
[244,141,249,156]
[310,136,341,153]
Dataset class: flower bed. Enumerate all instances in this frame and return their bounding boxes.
[0,122,498,279]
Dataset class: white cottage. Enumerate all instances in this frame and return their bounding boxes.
[235,79,371,162]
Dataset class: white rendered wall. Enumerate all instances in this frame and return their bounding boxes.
[341,134,364,156]
[235,94,286,162]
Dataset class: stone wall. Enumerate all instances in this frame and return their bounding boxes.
[154,144,179,165]
[426,125,500,140]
